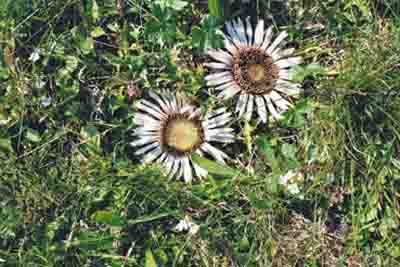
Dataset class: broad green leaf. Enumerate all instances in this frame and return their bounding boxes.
[281,143,296,160]
[238,237,250,252]
[192,154,239,178]
[391,245,400,257]
[92,210,125,226]
[0,138,12,153]
[248,192,273,210]
[154,0,187,11]
[208,0,223,17]
[289,63,326,83]
[81,125,99,140]
[256,136,276,162]
[25,129,41,143]
[145,249,158,267]
[80,37,94,54]
[91,26,106,38]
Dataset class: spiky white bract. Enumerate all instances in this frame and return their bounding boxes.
[205,18,303,122]
[130,91,235,183]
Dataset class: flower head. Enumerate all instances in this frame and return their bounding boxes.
[278,169,305,196]
[130,91,235,182]
[174,215,200,235]
[205,18,302,122]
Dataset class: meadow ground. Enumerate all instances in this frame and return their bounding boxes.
[1,0,400,266]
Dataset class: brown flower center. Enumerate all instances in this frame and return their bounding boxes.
[162,115,203,154]
[233,47,280,95]
[247,64,265,82]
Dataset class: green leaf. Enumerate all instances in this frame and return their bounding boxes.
[59,56,79,77]
[0,138,12,153]
[391,245,400,257]
[256,136,274,160]
[281,143,296,160]
[192,16,223,51]
[81,125,99,139]
[154,0,187,11]
[248,192,273,210]
[92,0,99,22]
[208,0,223,17]
[69,232,114,250]
[25,129,41,143]
[282,99,313,128]
[91,26,106,38]
[192,154,239,178]
[80,37,94,54]
[145,249,158,267]
[92,210,125,226]
[238,237,250,252]
[173,0,188,11]
[289,63,326,83]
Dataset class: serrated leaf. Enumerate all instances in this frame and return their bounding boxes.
[192,154,238,178]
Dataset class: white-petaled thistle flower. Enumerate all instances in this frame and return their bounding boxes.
[130,91,235,183]
[204,18,302,122]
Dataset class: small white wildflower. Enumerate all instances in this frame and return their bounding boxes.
[174,216,199,235]
[287,183,300,194]
[0,258,5,263]
[40,96,52,107]
[279,170,305,195]
[29,49,41,63]
[279,170,294,185]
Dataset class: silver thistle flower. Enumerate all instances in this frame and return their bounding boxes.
[130,91,235,182]
[205,18,302,122]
